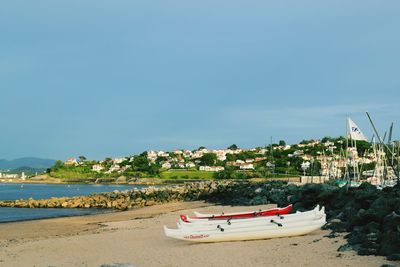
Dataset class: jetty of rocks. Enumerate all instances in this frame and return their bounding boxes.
[0,181,232,211]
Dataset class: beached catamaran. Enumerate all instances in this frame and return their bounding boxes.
[180,204,293,222]
[164,205,326,243]
[178,206,324,230]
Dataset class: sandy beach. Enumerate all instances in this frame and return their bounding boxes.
[0,202,397,267]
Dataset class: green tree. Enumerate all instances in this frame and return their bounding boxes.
[225,154,236,162]
[132,154,150,172]
[199,153,217,166]
[321,136,334,143]
[214,166,235,179]
[130,152,160,176]
[228,144,238,150]
[279,140,286,146]
[51,160,64,171]
[354,140,371,156]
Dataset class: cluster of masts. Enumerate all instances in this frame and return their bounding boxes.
[334,112,399,188]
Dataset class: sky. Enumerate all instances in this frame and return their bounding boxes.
[1,1,399,160]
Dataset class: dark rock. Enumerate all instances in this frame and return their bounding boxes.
[383,211,400,232]
[338,244,353,252]
[380,231,400,256]
[324,232,339,239]
[358,248,378,256]
[386,253,400,261]
[249,196,268,205]
[325,220,347,233]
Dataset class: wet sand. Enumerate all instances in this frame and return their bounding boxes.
[0,202,397,267]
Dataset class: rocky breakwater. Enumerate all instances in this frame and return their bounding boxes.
[0,181,232,211]
[203,180,400,262]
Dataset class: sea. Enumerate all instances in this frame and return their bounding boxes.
[0,183,146,223]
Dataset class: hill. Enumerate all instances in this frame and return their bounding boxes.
[0,157,56,170]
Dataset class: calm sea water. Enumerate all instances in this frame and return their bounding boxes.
[0,183,145,223]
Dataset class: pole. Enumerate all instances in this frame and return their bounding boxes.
[388,123,393,146]
[366,112,399,180]
[346,117,351,190]
[397,141,400,184]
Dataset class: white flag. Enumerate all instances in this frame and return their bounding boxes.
[348,118,368,141]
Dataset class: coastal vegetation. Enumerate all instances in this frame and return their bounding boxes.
[41,136,376,183]
[160,170,215,180]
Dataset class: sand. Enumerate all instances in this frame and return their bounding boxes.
[0,202,397,267]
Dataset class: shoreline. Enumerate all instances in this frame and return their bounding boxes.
[1,175,302,186]
[0,178,203,186]
[0,202,396,267]
[0,206,114,224]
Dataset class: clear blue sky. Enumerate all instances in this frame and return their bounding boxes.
[1,1,399,160]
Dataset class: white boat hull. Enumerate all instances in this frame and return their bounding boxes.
[193,206,290,217]
[190,204,293,220]
[183,206,323,225]
[179,207,325,231]
[164,215,326,243]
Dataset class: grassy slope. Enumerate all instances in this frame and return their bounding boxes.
[49,167,215,180]
[159,170,215,180]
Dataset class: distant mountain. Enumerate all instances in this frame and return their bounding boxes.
[0,157,56,170]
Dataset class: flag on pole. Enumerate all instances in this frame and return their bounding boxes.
[348,118,368,141]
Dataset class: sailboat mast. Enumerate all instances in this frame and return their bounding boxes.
[366,112,400,181]
[345,117,351,188]
[396,140,400,185]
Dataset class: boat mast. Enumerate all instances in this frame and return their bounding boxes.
[345,117,351,188]
[397,140,400,185]
[366,112,400,181]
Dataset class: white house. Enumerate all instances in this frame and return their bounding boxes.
[323,141,334,147]
[293,150,304,157]
[162,162,172,169]
[147,150,158,162]
[109,164,121,173]
[217,154,227,161]
[240,164,254,170]
[64,158,78,166]
[192,151,204,159]
[0,173,19,179]
[185,162,196,168]
[199,166,224,172]
[177,163,186,169]
[113,158,125,164]
[92,164,104,172]
[173,150,183,155]
[157,151,169,157]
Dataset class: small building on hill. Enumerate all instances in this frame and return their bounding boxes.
[64,158,78,166]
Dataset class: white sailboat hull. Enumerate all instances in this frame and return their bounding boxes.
[179,206,324,230]
[183,206,323,225]
[192,204,311,219]
[176,213,325,233]
[164,215,326,243]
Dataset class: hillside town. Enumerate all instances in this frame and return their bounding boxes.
[54,136,395,183]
